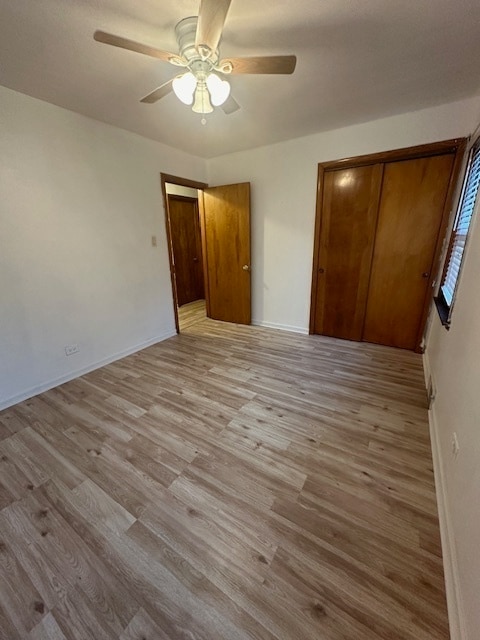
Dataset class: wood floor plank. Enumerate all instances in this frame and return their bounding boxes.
[71,479,136,535]
[0,420,11,442]
[126,521,278,640]
[0,312,449,639]
[50,586,119,640]
[178,299,207,331]
[40,479,252,640]
[15,427,85,490]
[273,496,447,606]
[138,488,273,586]
[0,537,46,636]
[2,487,139,636]
[0,601,24,640]
[0,502,70,612]
[118,607,170,640]
[29,612,68,640]
[0,435,49,489]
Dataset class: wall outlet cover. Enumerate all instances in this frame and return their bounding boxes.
[65,344,79,356]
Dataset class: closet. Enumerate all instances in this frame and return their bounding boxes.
[310,139,465,351]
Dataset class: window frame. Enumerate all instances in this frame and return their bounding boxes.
[435,136,480,327]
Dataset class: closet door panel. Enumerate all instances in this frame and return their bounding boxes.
[363,154,455,349]
[313,164,383,340]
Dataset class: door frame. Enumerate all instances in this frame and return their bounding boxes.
[160,173,208,333]
[309,138,467,351]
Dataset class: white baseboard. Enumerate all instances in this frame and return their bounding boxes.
[0,329,176,412]
[251,319,309,335]
[428,404,466,640]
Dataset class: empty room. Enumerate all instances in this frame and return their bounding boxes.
[1,1,479,639]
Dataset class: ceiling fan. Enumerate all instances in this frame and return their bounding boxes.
[94,0,296,118]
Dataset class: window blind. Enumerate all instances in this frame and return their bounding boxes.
[441,142,480,312]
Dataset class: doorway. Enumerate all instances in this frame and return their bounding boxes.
[167,195,204,307]
[160,173,252,333]
[161,174,207,333]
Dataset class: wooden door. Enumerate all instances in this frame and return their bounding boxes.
[200,183,251,324]
[168,195,204,306]
[312,164,383,340]
[363,154,455,349]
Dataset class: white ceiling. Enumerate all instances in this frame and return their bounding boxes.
[1,0,480,158]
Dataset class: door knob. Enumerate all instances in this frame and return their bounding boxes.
[242,265,251,271]
[422,272,429,278]
[193,257,199,262]
[318,267,325,274]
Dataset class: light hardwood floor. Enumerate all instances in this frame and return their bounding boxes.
[178,299,206,331]
[0,316,449,639]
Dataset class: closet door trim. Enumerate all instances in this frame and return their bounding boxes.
[319,138,465,171]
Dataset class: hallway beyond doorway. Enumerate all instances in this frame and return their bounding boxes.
[178,299,206,331]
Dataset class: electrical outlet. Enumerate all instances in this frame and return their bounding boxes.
[65,344,79,356]
[452,432,460,457]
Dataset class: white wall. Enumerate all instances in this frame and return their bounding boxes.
[424,134,480,639]
[207,96,480,333]
[0,85,206,409]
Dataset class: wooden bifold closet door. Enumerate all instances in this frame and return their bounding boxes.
[363,154,454,349]
[310,139,465,351]
[312,164,383,341]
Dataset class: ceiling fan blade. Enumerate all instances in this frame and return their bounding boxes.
[195,0,232,57]
[220,55,297,75]
[140,80,174,104]
[221,94,240,115]
[94,30,183,65]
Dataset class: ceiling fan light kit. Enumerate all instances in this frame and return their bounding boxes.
[172,72,196,105]
[193,83,214,115]
[93,0,296,120]
[206,74,230,106]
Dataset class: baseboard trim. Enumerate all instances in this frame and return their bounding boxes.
[251,319,309,335]
[428,404,466,640]
[0,330,177,411]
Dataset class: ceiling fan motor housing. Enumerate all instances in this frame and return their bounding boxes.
[175,17,219,69]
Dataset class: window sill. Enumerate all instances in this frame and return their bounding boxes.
[434,296,451,329]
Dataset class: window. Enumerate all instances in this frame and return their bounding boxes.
[436,139,480,326]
